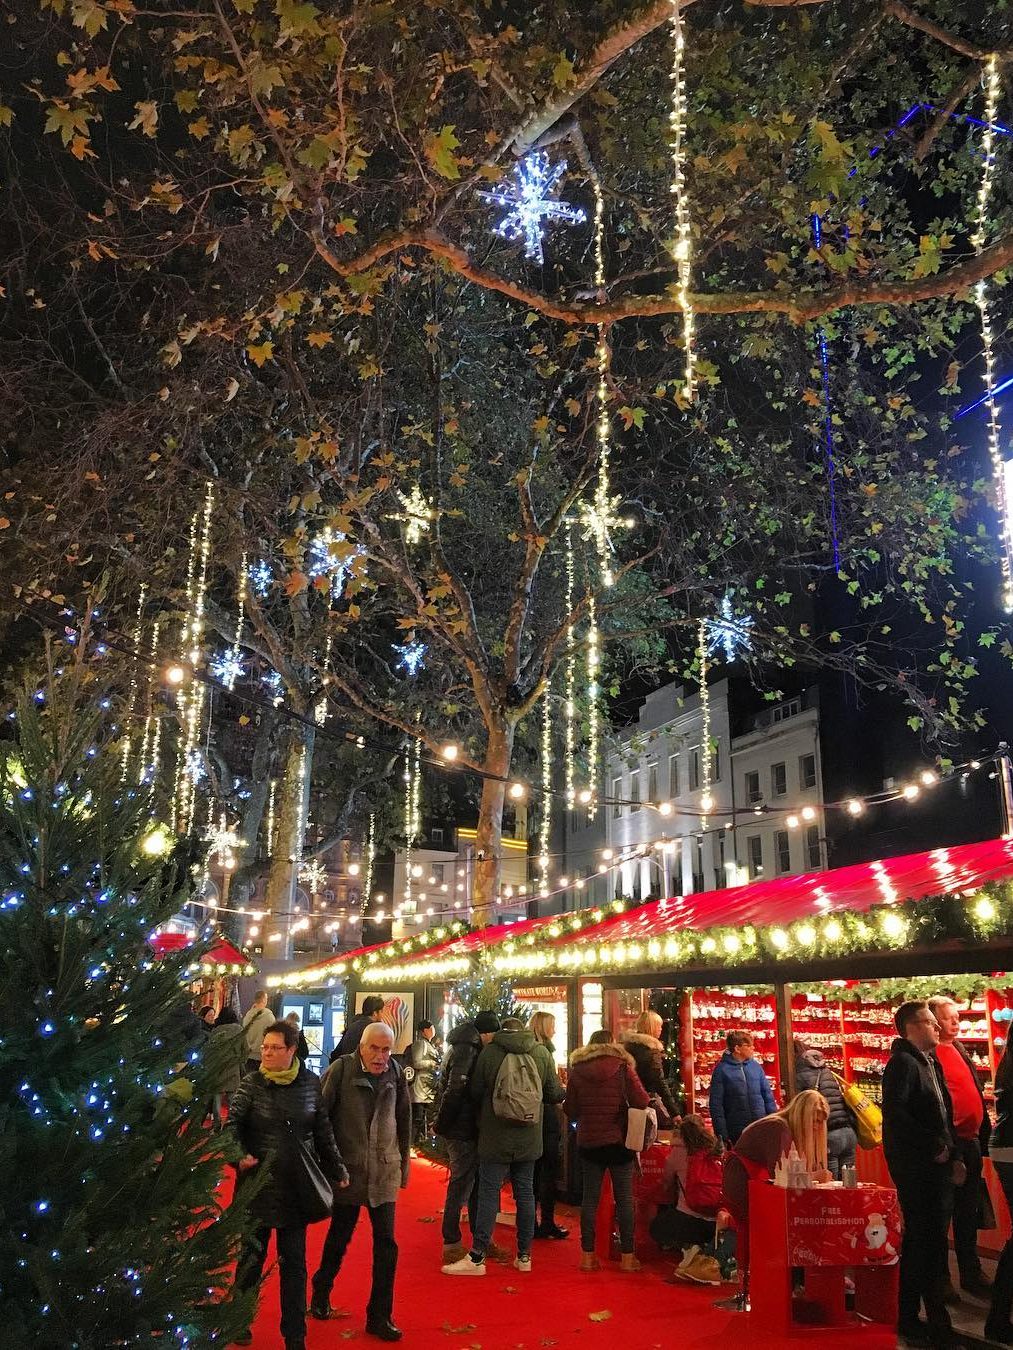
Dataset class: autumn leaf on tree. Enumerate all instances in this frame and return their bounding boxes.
[128,101,159,138]
[618,405,646,431]
[44,102,94,148]
[307,331,333,348]
[424,125,462,180]
[283,570,309,596]
[247,341,274,367]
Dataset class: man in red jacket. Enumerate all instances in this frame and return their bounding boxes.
[928,995,992,1300]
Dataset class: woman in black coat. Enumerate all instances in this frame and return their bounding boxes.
[793,1038,857,1178]
[621,1010,679,1122]
[987,1044,1013,1343]
[531,1011,569,1239]
[230,1020,349,1350]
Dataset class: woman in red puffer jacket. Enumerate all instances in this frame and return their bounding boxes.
[564,1030,649,1273]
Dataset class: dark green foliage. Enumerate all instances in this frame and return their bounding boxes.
[0,670,256,1348]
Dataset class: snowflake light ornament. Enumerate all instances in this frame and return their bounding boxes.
[480,152,587,265]
[307,530,363,600]
[249,560,272,598]
[209,647,244,690]
[393,639,427,677]
[299,856,328,896]
[394,486,433,546]
[705,593,753,664]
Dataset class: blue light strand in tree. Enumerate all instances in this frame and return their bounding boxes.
[479,152,587,264]
[705,593,753,664]
[208,648,244,689]
[393,639,426,677]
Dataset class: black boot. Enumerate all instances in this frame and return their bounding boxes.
[365,1316,403,1341]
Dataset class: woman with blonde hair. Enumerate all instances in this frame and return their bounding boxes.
[721,1089,830,1277]
[530,1011,568,1240]
[620,1008,678,1121]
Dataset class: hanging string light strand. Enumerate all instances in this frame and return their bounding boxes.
[667,0,696,400]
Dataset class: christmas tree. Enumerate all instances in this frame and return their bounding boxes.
[0,667,256,1348]
[450,972,527,1026]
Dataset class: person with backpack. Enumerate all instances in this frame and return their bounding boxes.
[793,1037,857,1179]
[441,1016,564,1277]
[652,1115,725,1286]
[562,1028,651,1274]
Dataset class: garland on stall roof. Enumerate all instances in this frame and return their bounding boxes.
[793,974,1013,1005]
[272,918,473,990]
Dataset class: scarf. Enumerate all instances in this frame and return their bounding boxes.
[261,1063,299,1086]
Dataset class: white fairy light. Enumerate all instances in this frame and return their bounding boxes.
[299,856,328,897]
[207,812,240,868]
[249,559,272,598]
[209,648,245,689]
[479,151,586,264]
[393,639,427,677]
[121,584,147,783]
[705,592,753,663]
[361,812,376,916]
[266,778,277,856]
[539,674,553,892]
[395,485,433,546]
[970,55,1013,611]
[667,0,696,399]
[138,616,162,786]
[698,620,712,828]
[315,632,332,726]
[586,593,600,816]
[174,481,215,833]
[564,520,576,810]
[216,552,248,692]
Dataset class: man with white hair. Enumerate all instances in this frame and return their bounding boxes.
[310,1020,412,1342]
[928,994,992,1300]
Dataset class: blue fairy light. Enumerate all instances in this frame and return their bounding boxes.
[34,1199,50,1213]
[249,559,272,597]
[209,648,245,689]
[479,152,587,265]
[705,593,754,664]
[393,639,427,677]
[39,1021,56,1037]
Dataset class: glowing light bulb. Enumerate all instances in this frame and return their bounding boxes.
[140,826,170,857]
[846,799,864,817]
[165,664,186,686]
[801,806,816,822]
[920,770,938,787]
[411,864,423,879]
[509,782,526,799]
[974,897,997,923]
[348,863,360,877]
[699,792,714,814]
[578,788,593,805]
[441,743,459,762]
[786,814,800,829]
[658,800,673,817]
[901,784,920,801]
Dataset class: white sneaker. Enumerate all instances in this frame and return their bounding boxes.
[677,1244,700,1272]
[514,1255,532,1273]
[442,1254,486,1276]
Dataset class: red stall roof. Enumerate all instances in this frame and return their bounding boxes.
[563,836,1013,949]
[149,931,253,968]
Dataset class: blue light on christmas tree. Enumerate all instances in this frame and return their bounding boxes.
[479,152,587,264]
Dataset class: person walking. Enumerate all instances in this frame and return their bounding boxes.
[434,1010,501,1263]
[409,1019,442,1146]
[530,1010,569,1240]
[285,1011,311,1063]
[310,1022,412,1342]
[882,999,962,1350]
[562,1028,650,1273]
[206,1005,244,1128]
[442,1016,564,1277]
[986,1042,1013,1343]
[241,990,275,1075]
[621,1009,679,1122]
[330,994,386,1063]
[229,1019,349,1350]
[708,1029,776,1145]
[793,1037,857,1178]
[927,995,992,1299]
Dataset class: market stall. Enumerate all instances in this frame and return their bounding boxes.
[149,931,255,1019]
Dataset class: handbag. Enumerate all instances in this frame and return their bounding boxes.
[622,1067,658,1153]
[287,1120,335,1224]
[831,1071,882,1150]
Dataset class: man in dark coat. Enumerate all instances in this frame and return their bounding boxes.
[708,1029,776,1144]
[882,999,963,1349]
[929,995,993,1299]
[434,1010,500,1262]
[793,1039,857,1178]
[329,994,385,1063]
[310,1021,412,1342]
[230,1020,348,1350]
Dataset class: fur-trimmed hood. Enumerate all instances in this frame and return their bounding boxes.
[569,1041,636,1068]
[620,1031,664,1053]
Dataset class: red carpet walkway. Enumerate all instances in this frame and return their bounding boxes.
[249,1157,897,1349]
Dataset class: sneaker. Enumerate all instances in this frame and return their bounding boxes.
[442,1253,486,1276]
[682,1253,721,1286]
[677,1244,700,1272]
[514,1255,532,1273]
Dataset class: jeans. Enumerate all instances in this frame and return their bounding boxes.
[826,1125,857,1180]
[313,1202,398,1323]
[894,1166,954,1337]
[580,1156,635,1255]
[988,1162,1013,1330]
[950,1135,984,1282]
[471,1160,535,1259]
[649,1205,715,1253]
[234,1223,307,1343]
[442,1138,480,1244]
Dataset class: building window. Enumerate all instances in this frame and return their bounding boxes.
[323,888,335,903]
[747,835,763,879]
[431,827,444,846]
[711,741,721,783]
[648,761,658,805]
[689,748,701,792]
[432,863,444,883]
[775,830,791,875]
[715,833,726,889]
[669,753,680,797]
[770,762,787,797]
[745,770,761,804]
[630,769,641,813]
[692,837,705,892]
[612,777,622,819]
[772,697,802,724]
[805,824,822,870]
[800,752,817,790]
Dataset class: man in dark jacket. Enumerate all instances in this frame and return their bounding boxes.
[434,1011,500,1261]
[442,1018,564,1277]
[928,995,993,1299]
[793,1039,857,1178]
[230,1020,348,1350]
[329,994,385,1063]
[311,1021,412,1342]
[882,999,963,1349]
[708,1029,776,1144]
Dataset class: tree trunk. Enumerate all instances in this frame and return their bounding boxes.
[264,722,315,957]
[470,718,516,929]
